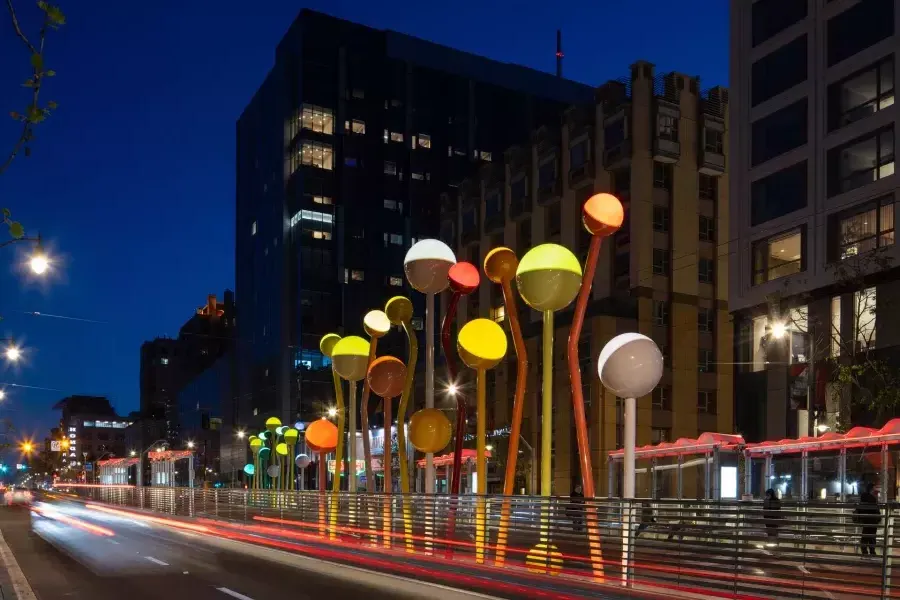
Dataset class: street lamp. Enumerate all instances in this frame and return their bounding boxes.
[0,389,6,400]
[770,321,787,340]
[5,344,21,362]
[326,407,337,418]
[29,249,49,275]
[186,441,195,449]
[129,450,136,457]
[20,441,33,454]
[236,430,245,440]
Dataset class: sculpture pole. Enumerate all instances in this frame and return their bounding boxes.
[484,248,527,566]
[361,311,390,494]
[320,333,343,539]
[567,193,623,580]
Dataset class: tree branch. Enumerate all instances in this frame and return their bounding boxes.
[5,0,37,54]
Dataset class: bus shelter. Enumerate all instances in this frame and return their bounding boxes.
[745,418,900,502]
[607,433,745,500]
[97,457,139,484]
[148,450,194,488]
[416,449,490,494]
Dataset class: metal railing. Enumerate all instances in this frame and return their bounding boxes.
[59,487,897,599]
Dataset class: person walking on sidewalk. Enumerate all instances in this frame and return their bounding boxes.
[855,482,880,556]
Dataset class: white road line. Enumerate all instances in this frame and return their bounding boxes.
[0,528,37,600]
[217,587,255,600]
[144,556,169,566]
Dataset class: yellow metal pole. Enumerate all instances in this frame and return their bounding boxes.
[398,319,417,552]
[330,368,344,540]
[541,309,553,547]
[476,367,487,564]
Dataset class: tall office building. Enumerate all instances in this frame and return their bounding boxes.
[729,0,898,441]
[234,9,594,439]
[443,61,731,496]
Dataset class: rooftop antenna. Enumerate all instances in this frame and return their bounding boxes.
[556,29,563,78]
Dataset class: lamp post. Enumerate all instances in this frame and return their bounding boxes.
[404,239,456,494]
[597,332,663,585]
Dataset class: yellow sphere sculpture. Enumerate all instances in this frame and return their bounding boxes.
[385,296,414,325]
[331,336,370,382]
[515,243,582,312]
[284,428,299,443]
[409,408,452,453]
[363,310,391,338]
[458,318,508,370]
[276,442,289,456]
[319,333,342,358]
[249,438,263,451]
[265,416,282,433]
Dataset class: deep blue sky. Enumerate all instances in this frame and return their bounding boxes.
[0,0,728,439]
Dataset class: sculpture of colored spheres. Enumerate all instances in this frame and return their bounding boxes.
[385,296,414,325]
[258,431,269,441]
[319,332,342,358]
[265,417,282,433]
[276,425,287,436]
[267,465,281,478]
[458,318,508,370]
[243,464,255,476]
[409,408,452,453]
[295,454,311,469]
[363,310,391,339]
[284,428,299,444]
[597,333,664,399]
[448,261,480,294]
[515,244,582,312]
[258,447,271,461]
[276,442,289,456]
[404,239,456,294]
[484,247,519,284]
[331,336,370,382]
[367,356,407,399]
[305,418,338,453]
[249,438,263,453]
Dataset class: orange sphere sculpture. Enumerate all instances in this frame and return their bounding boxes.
[305,418,338,453]
[409,408,452,453]
[582,192,624,237]
[367,356,406,399]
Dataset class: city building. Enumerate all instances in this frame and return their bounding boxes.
[442,61,731,497]
[234,9,595,452]
[177,355,230,483]
[139,291,235,441]
[729,0,898,441]
[52,395,131,477]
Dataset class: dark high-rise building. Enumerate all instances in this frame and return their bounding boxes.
[52,395,131,477]
[730,0,898,442]
[234,9,594,438]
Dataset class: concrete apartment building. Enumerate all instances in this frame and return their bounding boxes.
[729,0,898,441]
[441,61,732,497]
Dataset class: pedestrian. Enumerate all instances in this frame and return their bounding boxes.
[855,482,880,556]
[569,484,584,532]
[763,488,782,539]
[636,501,656,538]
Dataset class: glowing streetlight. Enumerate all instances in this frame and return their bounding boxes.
[20,441,33,454]
[186,441,195,449]
[29,249,49,275]
[5,345,21,362]
[326,406,337,418]
[446,382,458,396]
[236,430,246,439]
[0,389,6,400]
[770,321,787,339]
[130,450,136,457]
[156,447,164,453]
[817,424,831,434]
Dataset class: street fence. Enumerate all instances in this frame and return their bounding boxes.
[59,486,898,600]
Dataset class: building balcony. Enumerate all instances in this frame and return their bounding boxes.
[653,137,680,164]
[509,195,531,219]
[603,139,632,170]
[699,149,726,175]
[568,161,595,186]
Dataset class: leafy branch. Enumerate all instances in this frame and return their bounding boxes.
[2,0,65,178]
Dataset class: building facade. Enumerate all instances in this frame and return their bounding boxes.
[729,0,898,441]
[234,9,595,444]
[52,395,131,477]
[442,61,732,497]
[139,292,235,442]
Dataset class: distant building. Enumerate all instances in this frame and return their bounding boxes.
[177,355,230,483]
[139,291,235,441]
[52,395,131,476]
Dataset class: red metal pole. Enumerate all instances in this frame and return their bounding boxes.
[441,291,465,495]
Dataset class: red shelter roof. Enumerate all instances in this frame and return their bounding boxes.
[745,418,900,456]
[609,432,745,460]
[416,449,491,468]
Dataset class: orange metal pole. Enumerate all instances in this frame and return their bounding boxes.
[567,234,604,580]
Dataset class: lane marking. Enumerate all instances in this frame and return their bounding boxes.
[217,587,255,600]
[0,528,38,600]
[144,556,169,566]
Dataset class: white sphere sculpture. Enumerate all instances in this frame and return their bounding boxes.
[404,239,456,294]
[597,333,663,399]
[295,454,311,469]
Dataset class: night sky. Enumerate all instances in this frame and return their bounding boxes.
[0,0,728,440]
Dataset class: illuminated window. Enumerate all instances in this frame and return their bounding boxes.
[478,150,492,161]
[345,119,366,134]
[384,161,397,176]
[251,221,257,236]
[834,197,894,259]
[417,134,431,149]
[855,287,876,350]
[299,210,333,225]
[384,233,403,246]
[389,276,403,287]
[300,104,334,135]
[384,199,403,212]
[831,295,842,357]
[312,195,333,205]
[411,172,425,181]
[490,305,505,323]
[351,270,365,281]
[752,228,804,284]
[311,230,332,240]
[384,130,404,143]
[160,357,169,365]
[299,141,333,170]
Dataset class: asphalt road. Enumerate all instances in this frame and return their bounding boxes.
[0,500,506,600]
